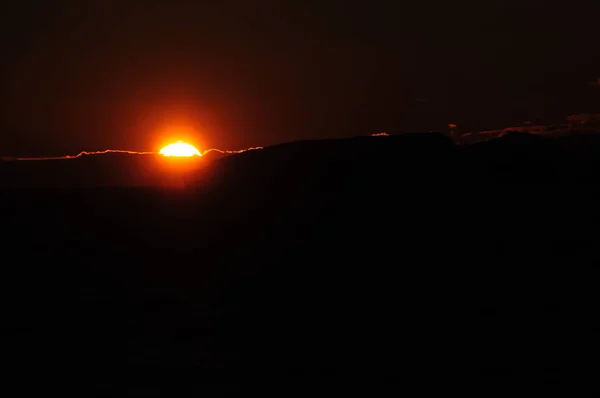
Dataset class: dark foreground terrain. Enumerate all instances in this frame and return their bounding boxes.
[2,132,600,394]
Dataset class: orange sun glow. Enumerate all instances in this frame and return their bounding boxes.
[159,141,201,157]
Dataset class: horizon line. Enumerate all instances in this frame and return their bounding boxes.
[1,147,264,161]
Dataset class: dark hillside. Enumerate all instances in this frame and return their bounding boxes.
[2,132,600,392]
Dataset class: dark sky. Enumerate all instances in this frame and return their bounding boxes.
[1,0,599,156]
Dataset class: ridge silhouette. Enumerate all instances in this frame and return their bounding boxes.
[2,131,600,391]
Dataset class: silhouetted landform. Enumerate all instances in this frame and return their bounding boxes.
[4,131,600,189]
[0,151,225,188]
[3,132,600,392]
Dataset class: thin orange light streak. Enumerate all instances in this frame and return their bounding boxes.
[201,147,264,155]
[3,147,263,161]
[12,149,157,161]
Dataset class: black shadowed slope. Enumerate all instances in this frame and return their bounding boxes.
[0,150,227,188]
[2,132,600,393]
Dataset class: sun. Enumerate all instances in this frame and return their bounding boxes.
[159,141,201,157]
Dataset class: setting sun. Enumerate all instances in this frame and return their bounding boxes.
[159,141,201,157]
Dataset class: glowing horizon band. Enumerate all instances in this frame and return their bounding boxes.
[2,147,264,161]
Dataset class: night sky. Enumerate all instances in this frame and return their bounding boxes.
[1,0,598,157]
